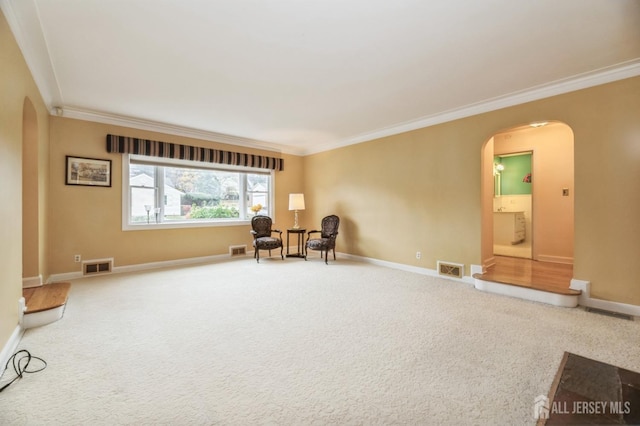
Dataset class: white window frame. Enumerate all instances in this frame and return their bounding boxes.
[122,154,275,231]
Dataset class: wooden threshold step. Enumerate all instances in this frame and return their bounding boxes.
[473,275,580,308]
[23,282,71,314]
[472,273,581,296]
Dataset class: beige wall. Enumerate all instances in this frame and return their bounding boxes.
[304,76,640,305]
[0,10,50,347]
[304,121,483,265]
[48,117,302,274]
[22,98,40,278]
[493,123,574,263]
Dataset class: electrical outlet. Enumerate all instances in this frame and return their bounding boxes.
[416,251,421,259]
[74,254,81,263]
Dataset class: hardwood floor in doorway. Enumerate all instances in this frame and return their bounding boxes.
[475,256,580,296]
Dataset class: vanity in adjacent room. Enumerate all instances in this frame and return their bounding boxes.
[493,211,526,245]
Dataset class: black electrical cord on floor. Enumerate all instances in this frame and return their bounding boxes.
[0,350,47,393]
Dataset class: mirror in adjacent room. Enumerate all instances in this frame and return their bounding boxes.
[493,152,532,197]
[493,151,532,259]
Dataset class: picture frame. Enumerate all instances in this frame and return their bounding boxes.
[65,156,112,187]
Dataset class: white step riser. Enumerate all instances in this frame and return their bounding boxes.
[475,278,578,308]
[22,305,66,329]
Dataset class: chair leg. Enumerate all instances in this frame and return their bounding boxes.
[324,250,328,265]
[280,245,284,260]
[333,248,336,260]
[256,248,260,263]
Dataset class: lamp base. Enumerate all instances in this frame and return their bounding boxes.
[293,210,300,229]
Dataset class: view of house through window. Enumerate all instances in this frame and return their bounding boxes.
[126,157,272,227]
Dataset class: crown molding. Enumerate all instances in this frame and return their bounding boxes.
[50,58,640,157]
[302,59,640,155]
[55,59,640,157]
[57,107,305,156]
[1,0,63,108]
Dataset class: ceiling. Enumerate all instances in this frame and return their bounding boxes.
[3,0,640,155]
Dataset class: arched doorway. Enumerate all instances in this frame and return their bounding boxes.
[481,122,575,275]
[22,97,40,287]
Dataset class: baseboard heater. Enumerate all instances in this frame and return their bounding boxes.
[585,307,633,321]
[82,258,113,276]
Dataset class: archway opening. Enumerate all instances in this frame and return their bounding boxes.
[480,121,574,288]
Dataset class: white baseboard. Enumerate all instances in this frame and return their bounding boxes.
[22,275,42,288]
[570,279,640,317]
[338,252,478,286]
[47,252,239,283]
[0,325,24,379]
[49,250,479,285]
[43,251,639,316]
[469,264,484,276]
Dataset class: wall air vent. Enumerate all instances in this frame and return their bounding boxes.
[437,261,464,279]
[82,258,113,276]
[229,245,247,257]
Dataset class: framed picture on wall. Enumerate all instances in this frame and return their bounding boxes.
[65,156,112,187]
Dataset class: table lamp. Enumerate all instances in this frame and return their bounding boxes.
[288,193,305,229]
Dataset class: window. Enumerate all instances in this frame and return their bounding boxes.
[123,155,273,229]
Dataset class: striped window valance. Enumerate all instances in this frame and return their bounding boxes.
[106,134,284,171]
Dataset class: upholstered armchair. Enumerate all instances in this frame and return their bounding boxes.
[250,216,284,263]
[305,215,340,264]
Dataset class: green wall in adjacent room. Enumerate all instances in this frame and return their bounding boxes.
[498,153,532,195]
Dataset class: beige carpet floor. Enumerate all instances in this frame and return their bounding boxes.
[1,257,639,425]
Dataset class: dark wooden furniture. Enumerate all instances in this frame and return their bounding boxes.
[305,215,340,264]
[250,216,283,263]
[286,228,306,258]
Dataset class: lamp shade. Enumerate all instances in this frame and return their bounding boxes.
[288,193,305,211]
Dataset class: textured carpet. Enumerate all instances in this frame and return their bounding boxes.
[1,258,639,425]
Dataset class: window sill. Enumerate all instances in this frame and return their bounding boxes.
[123,219,252,231]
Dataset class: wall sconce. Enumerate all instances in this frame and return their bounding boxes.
[288,193,305,229]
